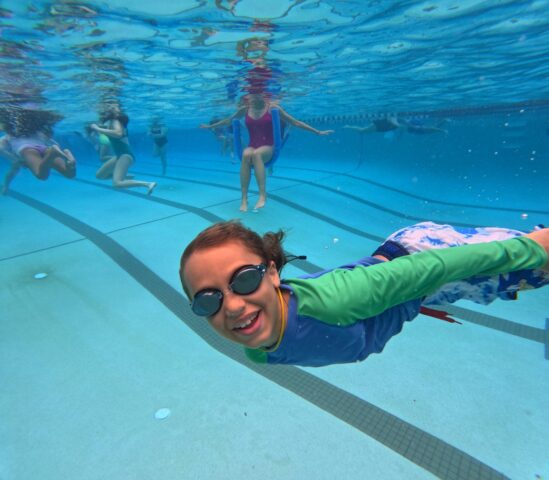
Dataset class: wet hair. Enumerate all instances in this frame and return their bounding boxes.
[2,107,63,137]
[179,220,287,295]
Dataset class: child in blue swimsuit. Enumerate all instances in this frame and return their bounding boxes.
[179,221,549,367]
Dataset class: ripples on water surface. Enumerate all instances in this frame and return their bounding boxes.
[1,0,549,128]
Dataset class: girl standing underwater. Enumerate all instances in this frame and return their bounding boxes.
[180,221,549,367]
[91,107,157,194]
[200,93,333,212]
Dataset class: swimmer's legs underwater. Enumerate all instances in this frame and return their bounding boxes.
[239,145,272,211]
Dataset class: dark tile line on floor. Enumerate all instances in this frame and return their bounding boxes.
[5,179,547,359]
[9,189,511,480]
[130,168,486,230]
[153,161,549,216]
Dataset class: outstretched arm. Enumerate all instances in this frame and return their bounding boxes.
[288,236,548,326]
[200,107,246,129]
[278,107,334,135]
[343,124,374,133]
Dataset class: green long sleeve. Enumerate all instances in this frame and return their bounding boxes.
[286,237,547,327]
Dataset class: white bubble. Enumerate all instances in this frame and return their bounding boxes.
[521,213,528,219]
[333,238,339,244]
[155,408,171,420]
[34,273,48,279]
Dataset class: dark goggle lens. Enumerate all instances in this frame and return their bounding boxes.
[230,266,264,294]
[192,290,222,317]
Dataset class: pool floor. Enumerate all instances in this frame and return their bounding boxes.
[1,154,548,480]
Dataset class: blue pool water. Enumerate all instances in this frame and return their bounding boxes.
[1,2,549,480]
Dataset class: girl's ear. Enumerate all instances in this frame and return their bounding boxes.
[268,260,280,287]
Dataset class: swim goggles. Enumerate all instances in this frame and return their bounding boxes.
[191,264,267,317]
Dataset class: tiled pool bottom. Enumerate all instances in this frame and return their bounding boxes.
[1,158,548,480]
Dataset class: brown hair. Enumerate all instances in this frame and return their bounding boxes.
[179,220,287,295]
[3,107,63,137]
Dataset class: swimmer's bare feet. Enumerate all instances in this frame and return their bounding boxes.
[253,196,266,210]
[147,182,157,195]
[239,199,248,212]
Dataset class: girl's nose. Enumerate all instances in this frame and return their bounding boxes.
[223,291,246,317]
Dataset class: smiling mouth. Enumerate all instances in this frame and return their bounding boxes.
[232,311,260,335]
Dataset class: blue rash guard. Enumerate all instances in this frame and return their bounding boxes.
[248,257,421,367]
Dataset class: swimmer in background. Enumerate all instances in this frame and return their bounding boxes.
[209,117,235,161]
[148,117,168,175]
[344,114,403,133]
[344,115,448,135]
[200,93,334,212]
[0,106,76,194]
[91,106,157,194]
[84,121,114,164]
[180,220,549,367]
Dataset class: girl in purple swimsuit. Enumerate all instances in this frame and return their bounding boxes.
[201,93,333,212]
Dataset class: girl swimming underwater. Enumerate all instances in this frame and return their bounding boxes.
[180,221,549,367]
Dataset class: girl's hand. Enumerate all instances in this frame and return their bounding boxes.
[525,228,549,268]
[317,130,334,135]
[90,123,99,130]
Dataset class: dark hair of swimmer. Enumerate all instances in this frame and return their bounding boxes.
[2,107,63,137]
[179,220,287,297]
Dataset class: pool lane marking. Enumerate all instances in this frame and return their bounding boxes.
[5,183,547,359]
[9,190,509,480]
[150,162,549,216]
[125,170,481,233]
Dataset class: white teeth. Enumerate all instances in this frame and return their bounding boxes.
[234,313,258,329]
